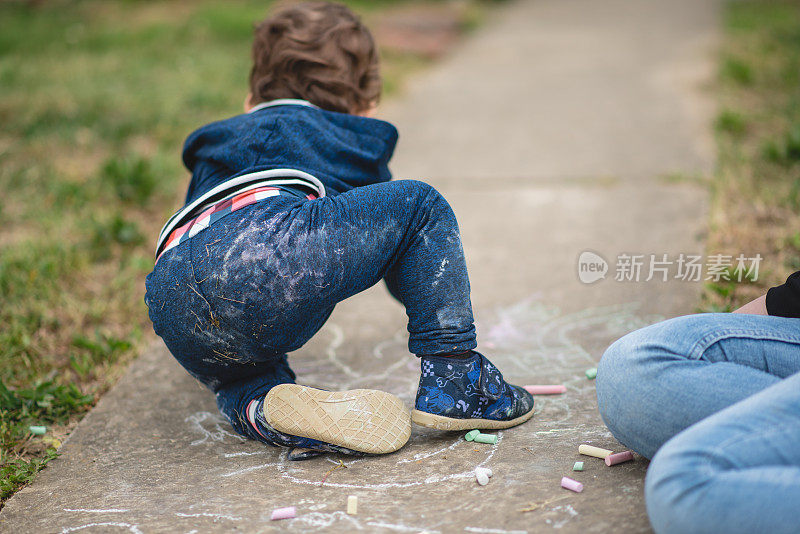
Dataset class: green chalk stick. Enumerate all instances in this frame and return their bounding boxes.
[464,429,480,442]
[29,426,46,435]
[585,367,598,380]
[573,461,584,471]
[473,433,498,445]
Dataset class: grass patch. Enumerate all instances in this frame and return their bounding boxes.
[0,380,94,500]
[0,0,492,506]
[701,0,800,311]
[714,109,748,137]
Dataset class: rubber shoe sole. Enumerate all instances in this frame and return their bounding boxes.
[411,407,535,431]
[264,384,412,454]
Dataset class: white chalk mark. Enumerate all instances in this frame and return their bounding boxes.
[175,512,240,521]
[325,325,413,391]
[549,505,579,529]
[325,324,361,378]
[194,297,650,503]
[63,509,128,513]
[289,510,363,530]
[397,439,462,464]
[367,521,441,533]
[325,456,362,467]
[465,527,528,534]
[221,435,504,488]
[185,411,245,446]
[222,460,284,477]
[61,523,142,534]
[223,450,270,458]
[242,434,503,489]
[532,428,579,436]
[372,329,406,360]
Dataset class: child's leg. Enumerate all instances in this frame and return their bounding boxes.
[146,250,303,444]
[146,252,397,456]
[181,180,475,358]
[645,371,800,534]
[597,313,800,459]
[271,179,533,429]
[279,179,478,356]
[148,180,530,449]
[209,179,531,429]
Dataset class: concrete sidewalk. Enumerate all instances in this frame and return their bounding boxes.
[0,1,718,532]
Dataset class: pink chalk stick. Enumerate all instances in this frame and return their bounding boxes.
[271,506,297,520]
[561,476,583,493]
[524,385,566,395]
[605,450,634,466]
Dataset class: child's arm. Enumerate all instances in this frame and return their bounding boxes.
[732,294,767,315]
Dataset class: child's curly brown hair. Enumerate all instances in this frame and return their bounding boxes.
[249,2,381,115]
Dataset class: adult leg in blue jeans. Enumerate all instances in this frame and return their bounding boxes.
[596,313,800,457]
[596,313,800,533]
[646,371,800,534]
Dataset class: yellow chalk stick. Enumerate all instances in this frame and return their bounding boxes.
[578,444,613,459]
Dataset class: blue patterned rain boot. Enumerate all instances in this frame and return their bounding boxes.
[412,351,534,431]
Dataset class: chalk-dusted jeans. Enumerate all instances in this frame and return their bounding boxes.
[596,313,800,534]
[145,180,476,443]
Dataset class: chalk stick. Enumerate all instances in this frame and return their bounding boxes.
[346,495,358,515]
[475,467,493,478]
[464,429,480,442]
[29,426,46,435]
[585,367,598,380]
[578,444,613,459]
[270,506,296,520]
[473,433,498,444]
[561,476,583,493]
[573,461,584,471]
[475,469,490,486]
[605,450,634,466]
[523,385,566,395]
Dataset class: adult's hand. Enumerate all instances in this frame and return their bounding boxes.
[732,294,768,315]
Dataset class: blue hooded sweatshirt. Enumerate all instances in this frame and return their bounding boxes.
[181,101,399,205]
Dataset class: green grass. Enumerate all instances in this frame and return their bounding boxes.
[714,109,748,137]
[0,0,490,507]
[701,0,800,311]
[0,380,94,500]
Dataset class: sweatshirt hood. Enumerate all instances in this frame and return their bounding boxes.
[182,101,399,204]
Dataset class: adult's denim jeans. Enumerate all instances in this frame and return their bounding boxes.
[597,313,800,534]
[145,179,477,443]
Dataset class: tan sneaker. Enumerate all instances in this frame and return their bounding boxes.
[264,384,412,454]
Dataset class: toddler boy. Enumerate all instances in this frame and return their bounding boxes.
[145,1,533,459]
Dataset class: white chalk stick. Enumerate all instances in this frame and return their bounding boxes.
[346,495,358,515]
[475,467,493,478]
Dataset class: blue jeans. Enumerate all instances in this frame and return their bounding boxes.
[145,179,476,443]
[597,313,800,534]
